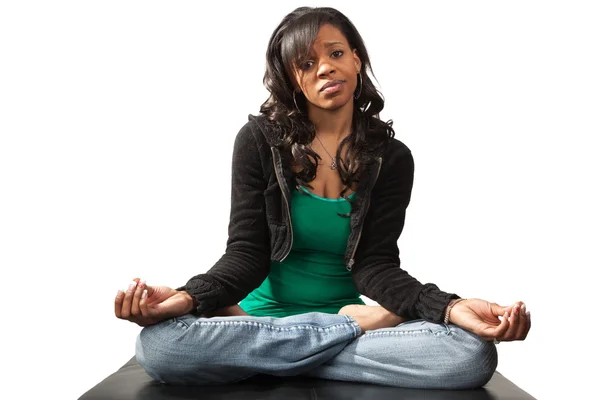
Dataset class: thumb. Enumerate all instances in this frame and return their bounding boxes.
[490,303,511,317]
[144,284,157,297]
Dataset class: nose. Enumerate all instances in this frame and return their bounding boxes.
[317,59,335,78]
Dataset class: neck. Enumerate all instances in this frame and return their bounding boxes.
[307,100,354,142]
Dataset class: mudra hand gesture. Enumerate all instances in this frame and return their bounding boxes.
[449,298,531,343]
[114,278,193,327]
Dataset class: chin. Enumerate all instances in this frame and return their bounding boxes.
[318,96,354,111]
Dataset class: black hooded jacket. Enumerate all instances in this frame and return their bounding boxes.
[179,114,458,323]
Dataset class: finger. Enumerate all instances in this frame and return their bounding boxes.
[515,304,531,340]
[482,311,510,341]
[500,302,522,341]
[140,288,149,318]
[130,279,145,316]
[120,280,137,318]
[114,290,125,318]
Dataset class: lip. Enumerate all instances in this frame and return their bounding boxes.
[320,80,345,92]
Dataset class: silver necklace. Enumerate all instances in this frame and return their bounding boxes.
[315,134,337,170]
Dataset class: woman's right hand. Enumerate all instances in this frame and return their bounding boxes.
[115,278,195,327]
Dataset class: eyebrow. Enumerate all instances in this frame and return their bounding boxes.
[324,41,344,47]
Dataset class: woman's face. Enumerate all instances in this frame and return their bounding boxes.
[291,24,362,113]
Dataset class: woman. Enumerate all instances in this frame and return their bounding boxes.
[115,6,530,389]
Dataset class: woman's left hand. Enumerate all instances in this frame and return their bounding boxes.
[449,298,531,343]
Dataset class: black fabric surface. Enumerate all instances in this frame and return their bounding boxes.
[79,357,536,400]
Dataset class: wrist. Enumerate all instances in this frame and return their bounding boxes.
[444,298,466,324]
[180,290,197,314]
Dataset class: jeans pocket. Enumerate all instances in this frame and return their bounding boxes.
[170,314,200,329]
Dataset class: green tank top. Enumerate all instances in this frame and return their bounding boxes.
[239,186,365,317]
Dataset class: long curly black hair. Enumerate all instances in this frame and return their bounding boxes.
[260,6,395,204]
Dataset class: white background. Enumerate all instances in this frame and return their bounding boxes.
[1,1,598,399]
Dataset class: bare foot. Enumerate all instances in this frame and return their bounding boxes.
[338,304,406,334]
[201,304,249,318]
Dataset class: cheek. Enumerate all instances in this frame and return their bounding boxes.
[291,70,304,91]
[300,76,312,91]
[299,79,317,100]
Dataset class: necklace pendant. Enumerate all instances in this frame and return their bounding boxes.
[330,160,337,170]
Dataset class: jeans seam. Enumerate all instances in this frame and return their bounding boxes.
[362,327,455,338]
[441,323,452,334]
[341,314,362,337]
[189,319,356,333]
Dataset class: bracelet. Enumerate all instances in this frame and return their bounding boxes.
[443,298,466,324]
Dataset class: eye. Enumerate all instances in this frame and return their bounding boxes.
[331,50,344,58]
[299,60,314,70]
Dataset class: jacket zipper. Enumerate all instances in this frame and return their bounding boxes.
[346,157,383,271]
[270,147,294,262]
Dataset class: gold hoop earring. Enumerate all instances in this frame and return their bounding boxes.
[354,74,363,99]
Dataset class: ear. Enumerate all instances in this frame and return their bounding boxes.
[352,49,362,74]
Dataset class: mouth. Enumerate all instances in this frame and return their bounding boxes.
[320,80,345,92]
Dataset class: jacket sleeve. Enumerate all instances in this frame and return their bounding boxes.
[351,146,459,323]
[178,122,271,315]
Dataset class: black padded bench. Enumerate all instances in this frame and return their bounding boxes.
[79,356,535,399]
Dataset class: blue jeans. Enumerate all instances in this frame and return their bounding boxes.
[135,312,497,389]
